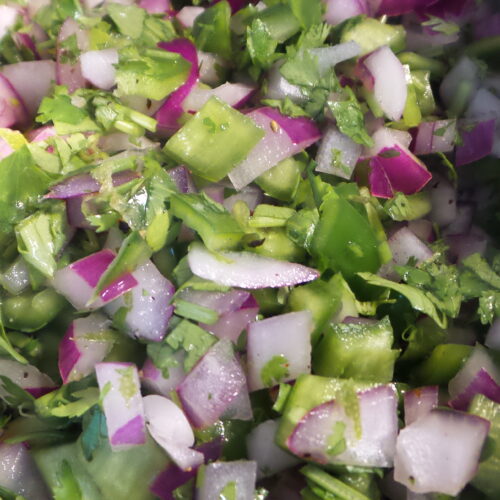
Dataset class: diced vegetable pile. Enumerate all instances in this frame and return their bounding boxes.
[0,0,500,498]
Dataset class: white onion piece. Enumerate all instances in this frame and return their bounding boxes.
[58,313,114,383]
[222,386,253,421]
[363,46,407,121]
[323,0,368,25]
[187,242,319,289]
[0,74,27,128]
[202,305,259,342]
[310,41,361,74]
[442,203,473,236]
[228,108,320,190]
[105,261,175,342]
[403,386,438,426]
[466,88,500,121]
[485,318,500,351]
[316,124,362,179]
[176,6,205,28]
[247,311,312,391]
[0,6,18,40]
[197,51,227,86]
[413,120,456,155]
[0,443,51,500]
[394,409,490,495]
[426,174,457,227]
[446,226,489,264]
[407,219,433,242]
[365,127,412,157]
[176,289,249,315]
[177,339,249,428]
[99,132,158,153]
[265,63,306,102]
[95,362,146,450]
[246,420,300,478]
[0,359,55,398]
[440,57,480,110]
[80,49,118,90]
[1,60,56,119]
[223,185,263,212]
[57,19,88,93]
[0,257,30,295]
[143,395,203,471]
[141,354,186,396]
[388,227,433,266]
[288,384,398,467]
[197,461,257,500]
[448,344,500,409]
[183,82,255,112]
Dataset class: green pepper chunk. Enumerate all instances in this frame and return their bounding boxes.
[311,191,381,278]
[164,96,264,183]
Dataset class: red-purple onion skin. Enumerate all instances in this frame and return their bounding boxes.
[139,0,170,14]
[167,165,197,194]
[110,414,146,447]
[404,386,439,425]
[474,12,500,39]
[372,0,438,16]
[449,368,500,410]
[66,196,95,229]
[258,107,321,145]
[417,0,474,20]
[70,249,116,287]
[210,0,254,14]
[26,125,56,142]
[455,120,496,166]
[155,39,199,131]
[369,157,394,198]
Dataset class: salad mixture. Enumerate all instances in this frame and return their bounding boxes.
[0,0,500,498]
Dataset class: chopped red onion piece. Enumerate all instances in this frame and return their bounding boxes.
[176,289,250,315]
[407,219,434,242]
[222,385,254,421]
[27,125,57,143]
[223,185,263,212]
[445,226,489,263]
[246,420,300,478]
[0,137,14,160]
[455,120,495,166]
[288,384,398,467]
[0,74,28,128]
[394,409,490,495]
[168,165,196,194]
[155,39,199,132]
[52,249,138,310]
[448,344,500,410]
[473,12,500,39]
[388,227,433,266]
[187,242,319,289]
[362,46,407,121]
[105,261,175,342]
[66,196,95,229]
[80,49,118,90]
[412,120,456,155]
[56,19,88,93]
[144,395,203,471]
[141,354,186,396]
[183,82,255,112]
[95,362,146,450]
[197,460,257,500]
[197,51,228,86]
[316,123,362,179]
[404,386,439,425]
[150,440,223,500]
[46,170,138,199]
[466,88,500,122]
[247,311,312,391]
[442,203,473,236]
[426,174,457,227]
[176,6,205,28]
[323,0,368,25]
[0,443,51,500]
[371,0,437,16]
[0,359,55,398]
[485,318,500,351]
[58,313,114,384]
[228,107,321,190]
[177,339,249,428]
[1,61,55,119]
[139,0,170,13]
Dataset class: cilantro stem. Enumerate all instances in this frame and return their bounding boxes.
[114,120,144,137]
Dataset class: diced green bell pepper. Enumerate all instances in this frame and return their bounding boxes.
[163,96,264,183]
[255,156,304,202]
[469,394,500,499]
[313,317,399,383]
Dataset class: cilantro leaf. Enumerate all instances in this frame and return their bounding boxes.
[246,18,278,70]
[107,3,145,39]
[327,87,373,147]
[80,406,108,461]
[289,0,323,30]
[261,354,290,387]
